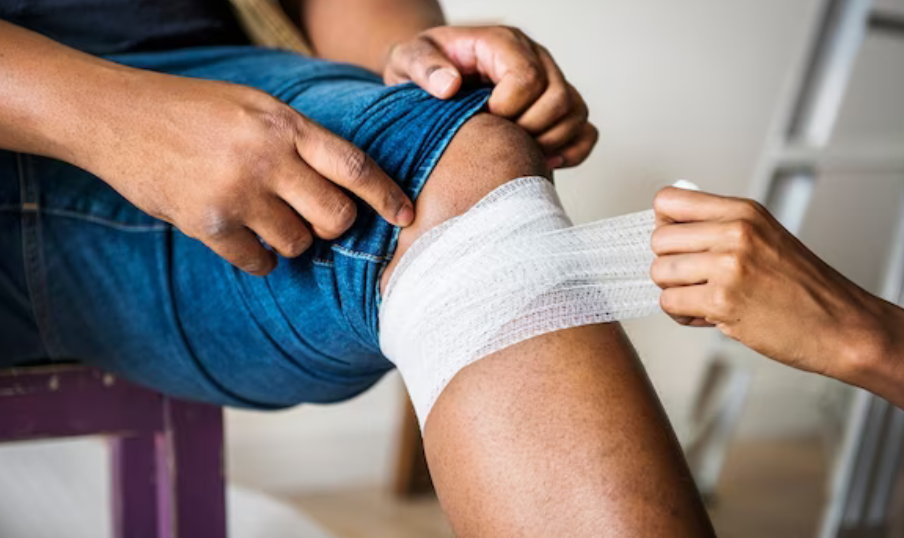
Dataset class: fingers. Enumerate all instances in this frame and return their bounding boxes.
[654,186,766,224]
[385,36,462,99]
[650,253,717,288]
[554,122,598,168]
[404,26,597,168]
[516,47,571,134]
[651,221,753,255]
[276,159,359,240]
[659,285,711,320]
[294,118,414,227]
[508,47,595,168]
[202,225,277,276]
[247,197,313,258]
[476,29,549,118]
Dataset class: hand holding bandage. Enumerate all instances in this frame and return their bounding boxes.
[651,187,900,390]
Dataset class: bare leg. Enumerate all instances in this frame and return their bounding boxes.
[381,114,713,537]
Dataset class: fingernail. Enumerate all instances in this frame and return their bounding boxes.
[395,203,415,226]
[547,155,565,169]
[429,69,458,96]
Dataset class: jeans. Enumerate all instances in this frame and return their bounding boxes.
[0,46,490,408]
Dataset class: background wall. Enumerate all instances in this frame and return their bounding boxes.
[227,0,904,494]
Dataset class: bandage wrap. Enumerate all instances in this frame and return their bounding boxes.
[379,176,660,426]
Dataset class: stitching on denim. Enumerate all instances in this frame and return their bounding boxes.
[331,244,384,263]
[312,258,334,267]
[40,208,169,232]
[17,154,55,358]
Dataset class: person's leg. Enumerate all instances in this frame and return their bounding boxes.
[382,114,714,537]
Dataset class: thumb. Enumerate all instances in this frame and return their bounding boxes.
[387,37,462,99]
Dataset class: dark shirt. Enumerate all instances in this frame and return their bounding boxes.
[0,0,249,55]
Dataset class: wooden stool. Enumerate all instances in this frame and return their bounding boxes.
[0,364,226,538]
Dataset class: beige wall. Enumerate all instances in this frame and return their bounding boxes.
[228,0,904,493]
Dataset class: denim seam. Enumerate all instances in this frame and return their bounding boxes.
[39,208,170,232]
[17,154,57,358]
[312,258,334,267]
[330,244,384,263]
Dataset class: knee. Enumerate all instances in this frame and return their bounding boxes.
[381,114,548,291]
[415,113,548,228]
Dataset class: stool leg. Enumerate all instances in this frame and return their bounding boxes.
[164,399,226,538]
[110,434,161,538]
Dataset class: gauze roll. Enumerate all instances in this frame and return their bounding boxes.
[379,176,660,427]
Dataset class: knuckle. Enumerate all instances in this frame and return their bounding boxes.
[495,25,523,40]
[549,86,573,117]
[402,36,436,67]
[719,253,744,282]
[341,147,371,185]
[659,290,677,313]
[237,253,271,275]
[259,105,298,136]
[517,63,545,89]
[282,229,313,257]
[653,187,678,212]
[727,219,756,247]
[709,286,735,319]
[196,207,236,240]
[321,198,357,238]
[649,257,669,286]
[650,228,668,255]
[736,198,764,220]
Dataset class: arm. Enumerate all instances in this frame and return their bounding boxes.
[0,20,412,273]
[296,0,598,168]
[297,0,445,74]
[651,186,904,407]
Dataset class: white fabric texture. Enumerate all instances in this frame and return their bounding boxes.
[379,176,661,427]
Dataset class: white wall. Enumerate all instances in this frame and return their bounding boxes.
[228,0,904,493]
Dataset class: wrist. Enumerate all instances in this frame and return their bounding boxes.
[57,63,143,169]
[15,57,141,175]
[834,293,904,393]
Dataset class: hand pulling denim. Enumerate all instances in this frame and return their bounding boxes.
[0,46,490,408]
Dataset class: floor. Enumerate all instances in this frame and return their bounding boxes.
[292,438,835,538]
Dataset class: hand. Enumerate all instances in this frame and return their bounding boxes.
[84,72,414,275]
[382,25,597,169]
[650,187,899,383]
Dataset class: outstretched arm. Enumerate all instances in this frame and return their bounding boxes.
[297,0,597,168]
[652,186,904,407]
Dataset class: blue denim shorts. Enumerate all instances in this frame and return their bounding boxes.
[0,46,490,408]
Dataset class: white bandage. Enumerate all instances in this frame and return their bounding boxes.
[379,176,661,427]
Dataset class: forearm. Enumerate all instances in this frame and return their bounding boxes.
[297,0,444,73]
[0,21,138,169]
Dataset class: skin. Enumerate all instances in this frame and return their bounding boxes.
[0,20,414,275]
[299,0,597,169]
[381,116,715,537]
[1,1,594,276]
[652,187,904,408]
[1,2,708,534]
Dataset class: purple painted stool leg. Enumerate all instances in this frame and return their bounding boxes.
[162,399,226,538]
[111,434,161,538]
